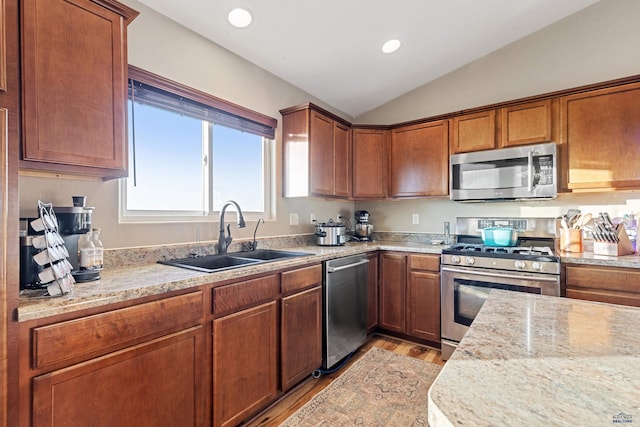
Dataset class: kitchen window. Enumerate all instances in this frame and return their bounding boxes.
[120,66,277,223]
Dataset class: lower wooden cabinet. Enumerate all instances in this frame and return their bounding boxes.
[366,252,379,332]
[32,327,204,427]
[565,264,640,307]
[281,286,322,391]
[379,252,441,344]
[213,301,278,427]
[379,252,407,333]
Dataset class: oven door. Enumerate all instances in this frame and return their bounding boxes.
[441,265,560,344]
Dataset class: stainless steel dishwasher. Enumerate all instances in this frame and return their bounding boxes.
[322,254,369,369]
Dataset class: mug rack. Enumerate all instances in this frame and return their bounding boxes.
[28,201,75,297]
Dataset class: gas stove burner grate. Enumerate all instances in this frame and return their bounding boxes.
[445,243,556,258]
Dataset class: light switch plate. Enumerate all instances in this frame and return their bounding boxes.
[412,213,420,225]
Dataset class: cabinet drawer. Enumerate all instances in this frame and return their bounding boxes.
[32,291,203,369]
[281,264,322,295]
[409,254,440,272]
[213,275,278,314]
[565,266,640,293]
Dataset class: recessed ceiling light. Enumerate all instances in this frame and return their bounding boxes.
[228,8,252,28]
[382,39,401,54]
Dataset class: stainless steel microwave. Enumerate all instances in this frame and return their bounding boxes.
[450,142,557,201]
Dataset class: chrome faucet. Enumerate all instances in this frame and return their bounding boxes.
[217,200,246,254]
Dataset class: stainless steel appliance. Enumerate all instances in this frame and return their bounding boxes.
[323,254,369,369]
[450,142,557,201]
[440,217,560,360]
[353,210,373,241]
[314,219,347,246]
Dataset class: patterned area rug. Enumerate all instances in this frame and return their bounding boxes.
[281,347,442,426]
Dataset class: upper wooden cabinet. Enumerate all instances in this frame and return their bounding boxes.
[451,110,496,154]
[560,82,640,191]
[20,0,138,179]
[352,127,388,199]
[500,99,554,148]
[281,103,352,198]
[389,120,448,197]
[452,100,555,153]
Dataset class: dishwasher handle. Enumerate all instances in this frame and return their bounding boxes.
[326,259,369,273]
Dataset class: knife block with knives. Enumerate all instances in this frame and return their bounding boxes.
[593,212,635,256]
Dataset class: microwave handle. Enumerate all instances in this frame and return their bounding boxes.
[527,150,534,192]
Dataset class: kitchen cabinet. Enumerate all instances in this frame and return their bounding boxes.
[407,254,441,342]
[21,291,205,427]
[20,0,138,179]
[352,127,389,199]
[366,252,379,332]
[212,275,278,427]
[379,252,406,333]
[213,301,278,427]
[565,264,640,307]
[500,99,555,148]
[32,327,203,427]
[379,252,441,344]
[281,103,352,198]
[560,82,640,191]
[280,265,322,391]
[389,120,449,197]
[451,110,496,154]
[0,0,6,92]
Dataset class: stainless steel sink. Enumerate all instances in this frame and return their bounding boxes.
[158,249,313,273]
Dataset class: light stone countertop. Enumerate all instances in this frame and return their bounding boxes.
[17,241,444,322]
[428,290,640,427]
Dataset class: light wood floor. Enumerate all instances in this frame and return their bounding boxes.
[244,334,445,427]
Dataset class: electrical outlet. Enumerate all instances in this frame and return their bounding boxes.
[289,213,299,226]
[310,213,316,224]
[412,213,420,225]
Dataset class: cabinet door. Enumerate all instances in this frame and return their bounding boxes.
[561,82,640,190]
[451,110,496,154]
[333,122,351,197]
[379,252,406,333]
[390,120,449,197]
[213,301,277,427]
[500,100,552,147]
[565,265,640,307]
[366,252,379,332]
[281,286,322,391]
[309,110,334,196]
[0,0,6,92]
[21,0,132,176]
[352,128,388,199]
[407,271,441,342]
[32,327,204,427]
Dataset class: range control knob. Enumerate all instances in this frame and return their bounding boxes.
[451,255,461,264]
[531,262,543,271]
[465,257,475,266]
[514,260,526,269]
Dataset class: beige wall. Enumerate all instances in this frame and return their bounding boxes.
[18,0,353,249]
[355,0,640,125]
[18,0,640,248]
[353,0,640,234]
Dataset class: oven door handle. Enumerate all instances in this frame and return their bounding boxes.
[442,266,559,283]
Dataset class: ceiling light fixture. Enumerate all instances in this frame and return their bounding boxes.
[382,39,401,54]
[228,8,252,28]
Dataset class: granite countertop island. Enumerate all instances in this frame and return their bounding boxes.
[428,290,640,426]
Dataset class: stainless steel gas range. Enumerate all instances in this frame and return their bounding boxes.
[440,217,560,360]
